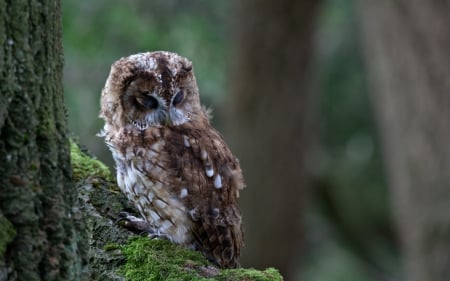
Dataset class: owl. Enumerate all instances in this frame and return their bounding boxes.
[99,51,245,268]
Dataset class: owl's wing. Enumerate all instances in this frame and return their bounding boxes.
[167,125,245,268]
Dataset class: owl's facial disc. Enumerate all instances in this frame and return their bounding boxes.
[128,88,191,129]
[122,57,196,129]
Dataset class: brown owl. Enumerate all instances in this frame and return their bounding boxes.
[99,51,245,268]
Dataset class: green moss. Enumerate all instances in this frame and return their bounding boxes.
[0,213,16,255]
[122,237,283,281]
[70,139,113,181]
[122,237,208,281]
[217,267,282,281]
[103,243,121,251]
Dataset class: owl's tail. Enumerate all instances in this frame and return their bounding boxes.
[191,205,244,268]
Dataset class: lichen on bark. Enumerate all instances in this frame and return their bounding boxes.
[0,1,87,280]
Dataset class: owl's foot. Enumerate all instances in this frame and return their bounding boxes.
[117,211,170,240]
[149,230,170,241]
[118,211,154,234]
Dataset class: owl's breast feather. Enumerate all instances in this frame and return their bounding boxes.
[109,131,193,245]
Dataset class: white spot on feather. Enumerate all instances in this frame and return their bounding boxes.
[179,188,188,198]
[214,174,222,189]
[183,135,190,147]
[205,166,214,177]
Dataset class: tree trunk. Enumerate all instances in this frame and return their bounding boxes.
[0,1,87,280]
[358,1,450,280]
[228,1,321,279]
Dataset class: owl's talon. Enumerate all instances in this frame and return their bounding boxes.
[117,211,131,219]
[117,211,154,234]
[149,232,170,241]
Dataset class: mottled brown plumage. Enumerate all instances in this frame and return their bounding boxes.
[99,51,245,268]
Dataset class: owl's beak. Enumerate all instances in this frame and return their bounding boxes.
[163,112,173,126]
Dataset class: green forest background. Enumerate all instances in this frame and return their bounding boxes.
[63,1,398,280]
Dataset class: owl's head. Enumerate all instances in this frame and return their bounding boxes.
[100,51,207,130]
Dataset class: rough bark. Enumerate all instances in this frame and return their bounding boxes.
[70,142,130,281]
[0,1,87,280]
[358,1,450,280]
[228,0,322,279]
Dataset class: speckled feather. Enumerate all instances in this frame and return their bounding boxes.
[99,51,245,268]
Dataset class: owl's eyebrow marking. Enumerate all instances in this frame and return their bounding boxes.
[123,71,158,91]
[156,56,174,101]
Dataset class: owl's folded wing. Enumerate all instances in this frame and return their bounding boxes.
[167,125,245,268]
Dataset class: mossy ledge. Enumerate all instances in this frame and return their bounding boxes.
[71,140,283,281]
[122,237,282,281]
[70,139,113,181]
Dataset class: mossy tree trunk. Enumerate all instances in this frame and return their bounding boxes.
[228,0,322,280]
[358,1,450,280]
[0,1,87,280]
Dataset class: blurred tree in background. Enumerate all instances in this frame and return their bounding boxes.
[302,1,400,280]
[228,0,321,279]
[359,1,450,281]
[62,0,450,280]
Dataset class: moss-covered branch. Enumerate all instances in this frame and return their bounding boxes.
[70,141,283,281]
